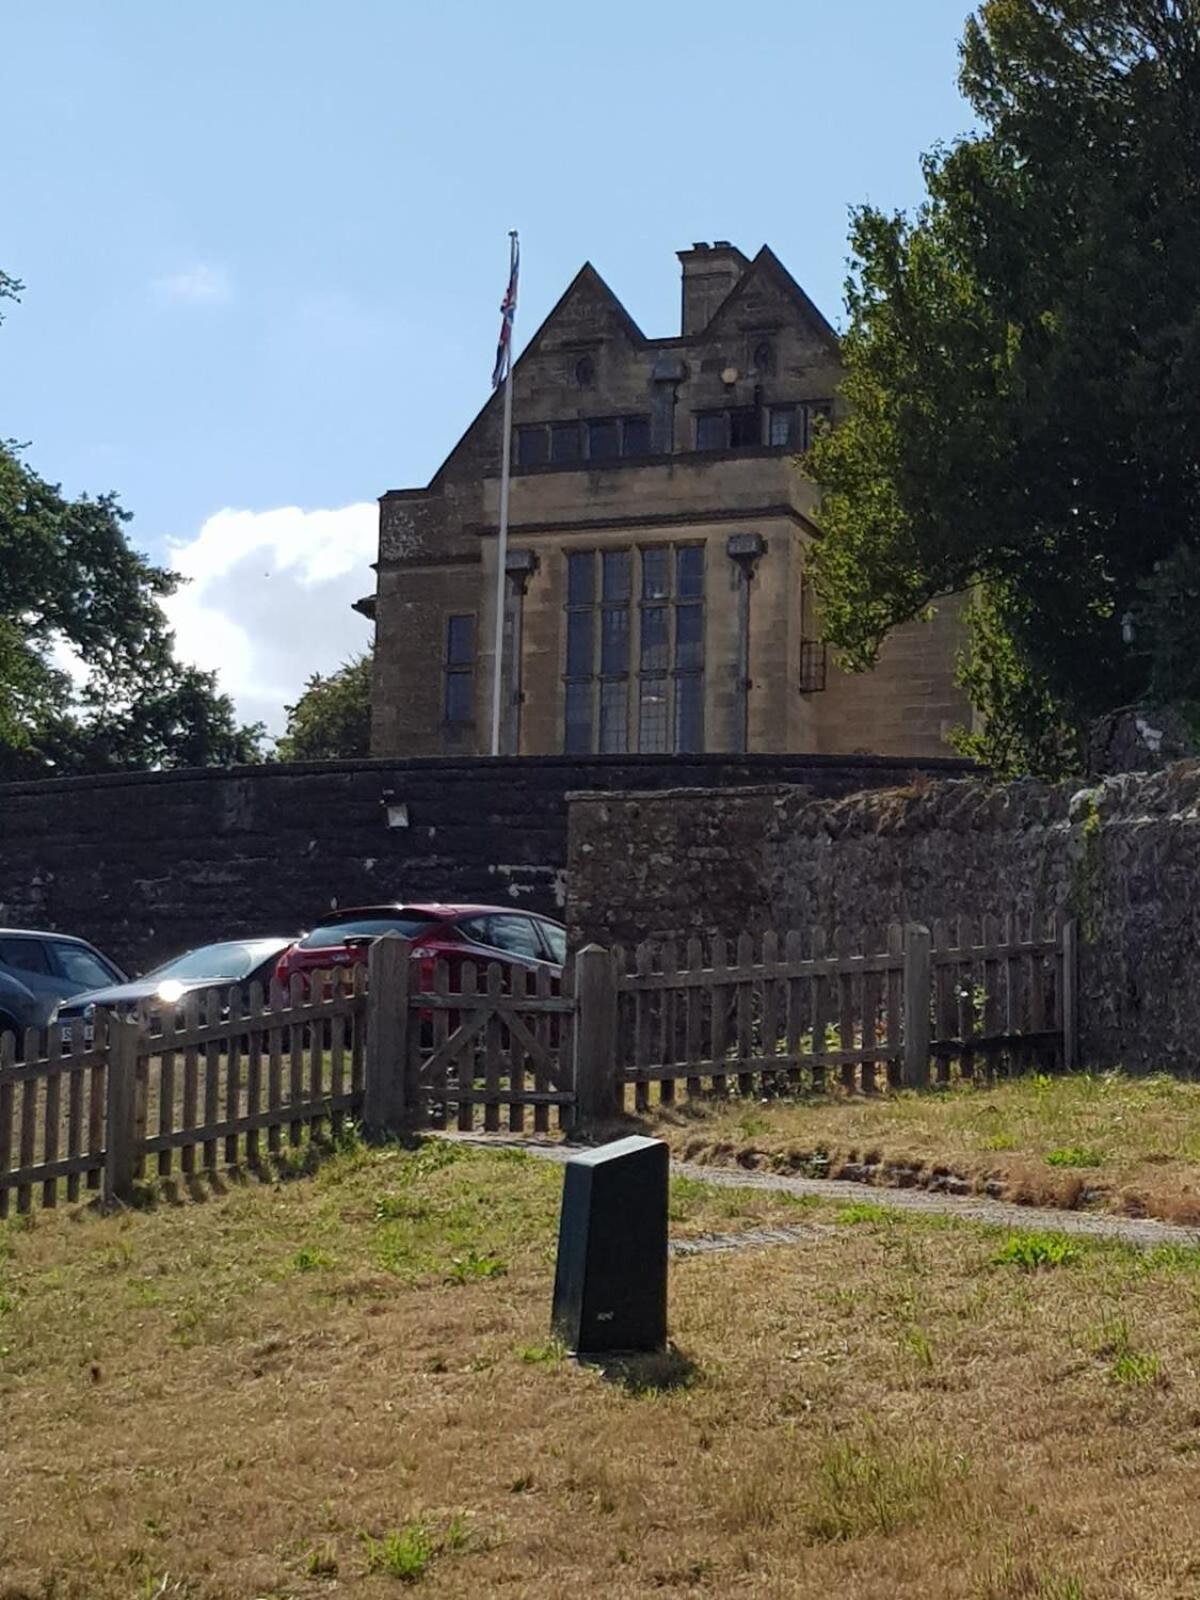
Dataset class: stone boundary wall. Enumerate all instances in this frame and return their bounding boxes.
[567,763,1200,1073]
[0,751,969,975]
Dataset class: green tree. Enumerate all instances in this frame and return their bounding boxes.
[1,275,262,778]
[277,651,372,761]
[808,0,1200,776]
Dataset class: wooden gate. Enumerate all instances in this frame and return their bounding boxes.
[361,939,577,1135]
[415,960,576,1133]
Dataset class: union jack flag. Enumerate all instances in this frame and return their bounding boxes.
[491,232,519,389]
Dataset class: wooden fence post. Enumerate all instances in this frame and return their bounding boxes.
[1062,919,1080,1072]
[363,935,412,1136]
[574,945,619,1131]
[903,924,932,1090]
[104,1017,141,1206]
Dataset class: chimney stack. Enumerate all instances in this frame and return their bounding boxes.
[677,241,749,336]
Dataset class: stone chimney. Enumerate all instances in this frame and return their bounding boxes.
[677,241,749,336]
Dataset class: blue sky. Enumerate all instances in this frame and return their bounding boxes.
[0,0,976,730]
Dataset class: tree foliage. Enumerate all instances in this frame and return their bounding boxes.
[1,274,262,779]
[276,651,372,761]
[807,0,1200,775]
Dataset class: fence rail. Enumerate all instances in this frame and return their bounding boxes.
[1,916,1077,1215]
[607,916,1070,1112]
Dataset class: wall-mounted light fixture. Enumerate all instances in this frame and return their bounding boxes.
[380,789,409,829]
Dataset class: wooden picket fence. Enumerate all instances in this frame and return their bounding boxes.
[606,915,1074,1112]
[0,1019,111,1216]
[0,973,366,1218]
[0,916,1077,1215]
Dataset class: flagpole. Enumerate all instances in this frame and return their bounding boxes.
[490,229,518,757]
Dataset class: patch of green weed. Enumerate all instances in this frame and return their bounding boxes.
[363,1523,436,1582]
[834,1202,889,1225]
[1045,1147,1103,1169]
[517,1339,565,1365]
[290,1247,333,1273]
[362,1515,473,1583]
[1091,1315,1163,1388]
[992,1232,1078,1272]
[904,1326,935,1370]
[445,1250,507,1285]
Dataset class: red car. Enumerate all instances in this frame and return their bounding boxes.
[274,903,567,993]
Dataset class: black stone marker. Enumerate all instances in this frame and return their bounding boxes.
[551,1135,669,1355]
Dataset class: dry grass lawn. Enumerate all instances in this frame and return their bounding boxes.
[5,1135,1200,1597]
[646,1070,1200,1225]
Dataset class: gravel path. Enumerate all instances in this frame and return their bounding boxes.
[442,1134,1200,1253]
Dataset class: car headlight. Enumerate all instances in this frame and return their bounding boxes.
[155,980,185,1004]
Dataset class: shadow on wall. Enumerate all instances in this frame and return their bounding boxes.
[566,762,1200,1075]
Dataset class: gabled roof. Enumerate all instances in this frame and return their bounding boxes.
[399,244,838,495]
[700,244,840,354]
[421,262,648,493]
[526,260,648,350]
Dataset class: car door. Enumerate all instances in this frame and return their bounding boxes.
[0,937,69,1021]
[47,940,125,1000]
[533,919,567,973]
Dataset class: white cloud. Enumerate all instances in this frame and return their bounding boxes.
[152,262,234,306]
[162,504,377,736]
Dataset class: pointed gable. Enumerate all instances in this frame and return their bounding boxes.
[522,262,646,357]
[702,245,839,354]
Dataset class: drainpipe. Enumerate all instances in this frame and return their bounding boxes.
[727,533,767,754]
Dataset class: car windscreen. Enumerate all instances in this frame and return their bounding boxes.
[299,916,434,950]
[144,942,282,982]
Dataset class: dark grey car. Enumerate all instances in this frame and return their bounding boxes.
[0,929,127,1041]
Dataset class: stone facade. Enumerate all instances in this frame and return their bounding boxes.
[0,752,968,974]
[367,242,970,761]
[567,762,1200,1073]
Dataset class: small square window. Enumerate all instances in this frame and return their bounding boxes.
[769,406,796,447]
[517,426,548,467]
[729,408,760,449]
[622,416,651,456]
[695,413,726,451]
[551,423,581,463]
[587,418,620,460]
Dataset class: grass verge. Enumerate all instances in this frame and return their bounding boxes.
[3,1137,1200,1596]
[644,1070,1200,1224]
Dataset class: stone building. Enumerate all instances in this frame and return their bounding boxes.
[362,241,968,758]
